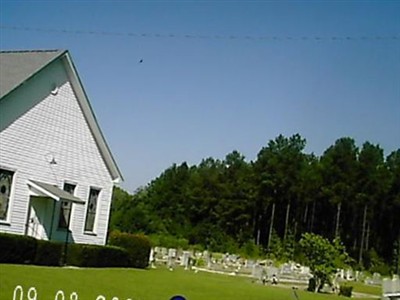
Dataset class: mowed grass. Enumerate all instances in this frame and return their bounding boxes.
[0,264,371,300]
[349,281,381,296]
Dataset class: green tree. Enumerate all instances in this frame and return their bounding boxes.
[186,158,228,249]
[320,137,358,239]
[110,186,165,234]
[297,154,322,233]
[108,135,397,267]
[218,151,254,245]
[300,233,347,292]
[384,150,400,267]
[254,134,306,248]
[356,142,387,265]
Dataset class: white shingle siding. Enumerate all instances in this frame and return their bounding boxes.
[0,59,114,245]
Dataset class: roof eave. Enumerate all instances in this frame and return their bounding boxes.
[28,180,85,204]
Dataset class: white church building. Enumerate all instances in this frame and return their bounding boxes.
[0,50,123,245]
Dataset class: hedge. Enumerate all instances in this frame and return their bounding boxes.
[108,231,151,269]
[0,233,37,264]
[34,240,63,266]
[0,232,131,268]
[66,243,131,268]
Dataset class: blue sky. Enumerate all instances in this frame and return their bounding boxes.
[1,1,399,192]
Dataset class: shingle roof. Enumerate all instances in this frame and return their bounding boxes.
[0,49,66,99]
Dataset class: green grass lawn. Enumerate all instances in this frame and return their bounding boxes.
[347,281,381,296]
[0,264,374,300]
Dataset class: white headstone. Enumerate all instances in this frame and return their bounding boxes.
[205,252,211,268]
[168,248,177,258]
[182,251,190,269]
[149,248,154,262]
[267,266,279,278]
[161,247,168,257]
[281,263,291,275]
[167,248,176,269]
[252,265,263,279]
[346,269,354,280]
[372,272,382,285]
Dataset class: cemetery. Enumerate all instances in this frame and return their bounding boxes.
[2,249,399,300]
[0,222,398,300]
[148,246,397,299]
[0,230,398,300]
[0,262,393,300]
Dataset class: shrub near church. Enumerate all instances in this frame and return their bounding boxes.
[108,231,152,269]
[0,232,151,269]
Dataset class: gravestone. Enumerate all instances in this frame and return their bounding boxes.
[299,266,311,280]
[160,247,168,259]
[357,271,366,282]
[280,263,292,275]
[167,248,176,270]
[247,260,255,268]
[346,269,354,281]
[205,252,212,268]
[372,272,382,285]
[222,253,229,267]
[181,251,190,270]
[382,277,400,300]
[169,248,177,258]
[252,264,261,278]
[266,266,279,279]
[355,270,366,282]
[149,248,156,268]
[229,254,238,263]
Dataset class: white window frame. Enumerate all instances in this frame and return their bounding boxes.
[58,182,77,230]
[84,187,101,234]
[0,166,17,224]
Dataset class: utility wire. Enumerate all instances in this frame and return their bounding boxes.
[1,25,399,42]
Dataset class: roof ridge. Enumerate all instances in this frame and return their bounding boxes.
[0,49,63,54]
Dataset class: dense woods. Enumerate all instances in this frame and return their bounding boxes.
[110,134,400,273]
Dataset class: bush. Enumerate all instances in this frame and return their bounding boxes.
[339,285,353,297]
[365,248,391,275]
[108,231,151,269]
[66,243,131,268]
[65,244,83,266]
[267,230,284,259]
[195,257,206,267]
[149,234,189,249]
[0,233,37,264]
[34,240,63,266]
[239,240,263,258]
[0,232,131,268]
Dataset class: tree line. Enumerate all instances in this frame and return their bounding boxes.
[110,134,400,273]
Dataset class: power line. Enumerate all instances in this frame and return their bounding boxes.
[1,25,399,42]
